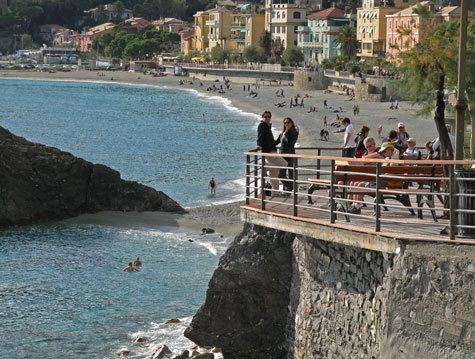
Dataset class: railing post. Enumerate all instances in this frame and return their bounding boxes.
[261,154,266,211]
[316,149,321,179]
[375,162,382,232]
[253,156,258,198]
[330,160,336,223]
[245,154,250,205]
[293,157,298,217]
[449,165,457,240]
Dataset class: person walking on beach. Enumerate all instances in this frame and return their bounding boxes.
[208,177,216,195]
[323,116,328,129]
[334,118,356,157]
[124,262,139,272]
[323,99,328,109]
[252,111,287,195]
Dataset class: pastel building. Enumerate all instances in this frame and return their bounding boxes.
[84,4,133,22]
[152,18,191,33]
[77,22,115,52]
[206,6,233,50]
[124,17,149,28]
[53,28,79,47]
[297,8,349,65]
[193,11,210,53]
[386,3,474,61]
[265,0,307,54]
[39,24,70,43]
[230,13,266,54]
[356,0,418,59]
[180,28,194,55]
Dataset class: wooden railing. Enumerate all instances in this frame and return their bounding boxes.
[243,148,475,242]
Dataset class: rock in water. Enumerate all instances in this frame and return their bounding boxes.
[165,318,180,324]
[152,344,172,359]
[184,224,294,358]
[0,126,185,226]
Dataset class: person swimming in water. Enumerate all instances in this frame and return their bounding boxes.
[133,257,142,266]
[123,262,139,272]
[208,177,216,195]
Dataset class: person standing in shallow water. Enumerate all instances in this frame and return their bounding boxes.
[208,177,216,195]
[133,257,142,266]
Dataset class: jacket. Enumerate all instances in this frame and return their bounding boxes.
[257,120,278,153]
[278,127,299,154]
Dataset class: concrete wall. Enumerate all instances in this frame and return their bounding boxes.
[294,70,330,91]
[183,67,293,84]
[354,77,403,102]
[287,235,475,359]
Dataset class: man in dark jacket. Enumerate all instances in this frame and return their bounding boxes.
[253,110,288,194]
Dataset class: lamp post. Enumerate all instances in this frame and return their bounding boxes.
[454,0,469,165]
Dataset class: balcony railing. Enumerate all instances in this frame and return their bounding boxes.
[301,41,323,48]
[205,20,216,26]
[242,148,475,243]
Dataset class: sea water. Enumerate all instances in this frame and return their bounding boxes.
[0,79,259,358]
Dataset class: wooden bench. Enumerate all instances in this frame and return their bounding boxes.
[307,165,444,221]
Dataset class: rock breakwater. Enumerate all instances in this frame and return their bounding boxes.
[0,126,184,226]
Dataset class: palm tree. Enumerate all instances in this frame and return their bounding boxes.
[334,24,359,59]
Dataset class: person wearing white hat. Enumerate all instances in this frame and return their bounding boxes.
[395,122,410,152]
[403,138,420,160]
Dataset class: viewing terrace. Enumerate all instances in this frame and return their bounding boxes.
[241,148,475,253]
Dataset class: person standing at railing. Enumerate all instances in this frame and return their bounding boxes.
[252,111,288,195]
[277,117,299,192]
[334,118,356,157]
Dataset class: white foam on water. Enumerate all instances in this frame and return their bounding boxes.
[120,316,223,359]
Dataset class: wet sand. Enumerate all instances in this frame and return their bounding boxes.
[2,69,440,237]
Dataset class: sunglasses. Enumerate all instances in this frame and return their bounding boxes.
[263,115,271,118]
[284,121,291,124]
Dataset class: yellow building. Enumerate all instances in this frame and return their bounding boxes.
[356,0,417,58]
[193,11,210,54]
[230,13,266,54]
[206,6,233,51]
[265,0,307,52]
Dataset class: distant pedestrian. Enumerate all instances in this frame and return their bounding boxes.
[247,84,250,91]
[208,177,216,195]
[323,115,328,129]
[243,84,246,92]
[323,99,328,109]
[280,88,284,97]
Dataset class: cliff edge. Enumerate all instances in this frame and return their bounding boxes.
[0,126,184,226]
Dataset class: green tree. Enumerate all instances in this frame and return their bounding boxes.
[243,45,263,64]
[113,1,125,23]
[210,45,229,64]
[334,24,359,59]
[282,46,304,66]
[259,30,271,59]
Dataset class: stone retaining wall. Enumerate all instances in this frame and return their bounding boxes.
[186,224,475,358]
[293,70,330,91]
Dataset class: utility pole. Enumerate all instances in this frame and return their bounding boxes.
[454,0,469,165]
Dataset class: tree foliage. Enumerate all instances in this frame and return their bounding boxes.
[259,30,271,59]
[398,18,475,158]
[92,22,180,59]
[243,45,263,64]
[334,24,358,59]
[210,45,229,64]
[282,46,304,66]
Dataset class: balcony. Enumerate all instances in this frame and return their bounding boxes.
[205,20,216,26]
[301,41,323,48]
[231,34,245,41]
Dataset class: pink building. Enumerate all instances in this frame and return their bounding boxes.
[77,22,115,52]
[39,24,69,42]
[152,18,190,33]
[53,29,79,47]
[124,17,149,28]
[386,3,473,62]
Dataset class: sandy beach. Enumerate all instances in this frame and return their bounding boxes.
[2,69,440,237]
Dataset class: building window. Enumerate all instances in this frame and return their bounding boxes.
[294,25,298,33]
[294,40,297,45]
[395,21,398,28]
[401,20,404,27]
[277,11,280,19]
[272,11,275,18]
[248,17,251,24]
[282,26,286,33]
[277,26,280,34]
[247,29,250,36]
[293,11,301,19]
[283,11,285,18]
[389,20,391,29]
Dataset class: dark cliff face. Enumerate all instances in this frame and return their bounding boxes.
[0,126,185,226]
[184,223,295,359]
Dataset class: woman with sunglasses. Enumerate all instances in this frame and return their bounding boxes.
[277,117,299,192]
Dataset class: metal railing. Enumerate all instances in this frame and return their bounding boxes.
[243,148,475,242]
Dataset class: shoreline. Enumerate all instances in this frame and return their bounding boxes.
[2,70,439,237]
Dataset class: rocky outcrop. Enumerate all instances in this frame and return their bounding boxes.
[0,126,184,225]
[185,224,475,359]
[185,223,295,358]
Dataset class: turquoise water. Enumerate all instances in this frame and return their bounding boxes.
[0,79,257,358]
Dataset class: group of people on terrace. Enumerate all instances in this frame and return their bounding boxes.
[252,109,456,204]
